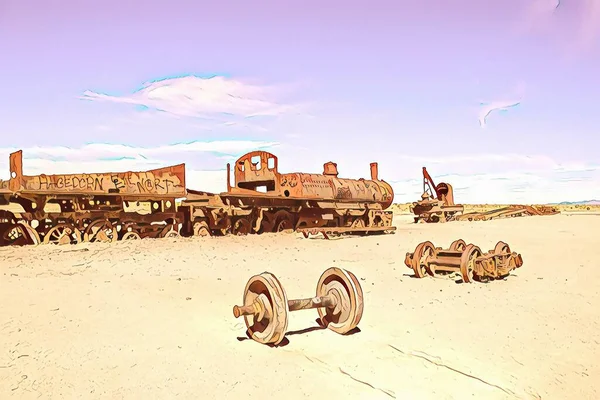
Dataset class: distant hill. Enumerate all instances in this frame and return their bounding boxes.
[552,200,600,205]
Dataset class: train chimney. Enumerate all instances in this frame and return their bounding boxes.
[370,162,379,181]
[323,162,339,177]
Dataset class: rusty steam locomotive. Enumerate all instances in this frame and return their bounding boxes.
[0,150,396,246]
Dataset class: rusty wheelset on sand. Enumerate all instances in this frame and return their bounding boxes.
[404,239,523,283]
[232,267,364,346]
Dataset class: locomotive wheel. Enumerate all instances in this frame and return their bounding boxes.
[0,222,41,246]
[274,212,294,233]
[119,222,142,240]
[83,219,117,243]
[460,244,483,283]
[193,221,211,237]
[121,231,142,240]
[160,225,180,239]
[449,239,467,252]
[411,241,435,278]
[232,218,252,236]
[43,223,82,245]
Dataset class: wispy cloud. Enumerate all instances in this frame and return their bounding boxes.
[477,82,525,128]
[478,100,521,128]
[80,75,304,120]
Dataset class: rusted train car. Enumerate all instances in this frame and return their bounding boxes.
[0,149,396,247]
[0,150,186,246]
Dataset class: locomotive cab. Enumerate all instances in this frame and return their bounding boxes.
[228,151,279,193]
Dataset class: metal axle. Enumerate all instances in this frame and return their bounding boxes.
[233,294,336,319]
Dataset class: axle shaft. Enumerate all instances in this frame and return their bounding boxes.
[233,295,336,318]
[288,295,335,311]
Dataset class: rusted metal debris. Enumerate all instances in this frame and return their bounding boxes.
[297,224,396,240]
[410,166,559,223]
[410,167,465,223]
[404,239,523,283]
[452,204,559,221]
[0,149,396,247]
[232,267,364,345]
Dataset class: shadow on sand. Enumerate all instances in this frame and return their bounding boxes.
[236,318,362,347]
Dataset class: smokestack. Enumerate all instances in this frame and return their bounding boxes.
[370,162,379,181]
[226,163,231,191]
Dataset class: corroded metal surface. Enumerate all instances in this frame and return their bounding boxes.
[228,150,394,209]
[297,225,396,240]
[410,167,464,223]
[232,267,364,346]
[3,150,186,197]
[404,239,523,283]
[410,166,560,223]
[453,205,560,221]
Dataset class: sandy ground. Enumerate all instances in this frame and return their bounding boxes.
[1,213,599,399]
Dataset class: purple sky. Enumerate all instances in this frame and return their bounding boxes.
[0,0,598,203]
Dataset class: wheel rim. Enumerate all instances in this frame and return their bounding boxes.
[276,219,292,232]
[44,224,81,245]
[460,245,482,283]
[411,241,435,278]
[84,220,117,243]
[193,221,211,237]
[122,231,141,240]
[233,219,251,235]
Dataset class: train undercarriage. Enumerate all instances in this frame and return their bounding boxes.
[0,192,396,247]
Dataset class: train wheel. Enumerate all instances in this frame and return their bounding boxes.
[274,212,294,233]
[160,225,180,239]
[43,223,82,245]
[0,222,40,246]
[122,231,141,240]
[411,241,435,278]
[232,218,252,236]
[193,221,211,237]
[460,244,482,283]
[449,239,466,252]
[83,219,117,243]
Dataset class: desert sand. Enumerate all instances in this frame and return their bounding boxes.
[1,212,599,399]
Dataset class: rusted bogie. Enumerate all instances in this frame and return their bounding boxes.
[404,239,523,283]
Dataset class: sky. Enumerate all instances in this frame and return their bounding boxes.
[0,0,599,204]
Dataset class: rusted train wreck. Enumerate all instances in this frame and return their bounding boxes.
[410,167,559,223]
[0,150,396,247]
